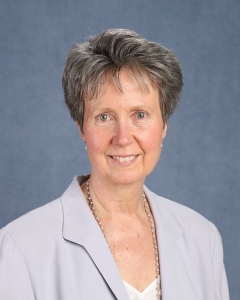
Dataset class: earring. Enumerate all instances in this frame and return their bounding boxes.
[85,144,87,150]
[161,143,163,148]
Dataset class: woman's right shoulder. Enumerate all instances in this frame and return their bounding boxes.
[0,198,63,244]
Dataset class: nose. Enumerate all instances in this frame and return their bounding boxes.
[112,119,134,147]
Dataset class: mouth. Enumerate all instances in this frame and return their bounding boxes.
[111,155,138,163]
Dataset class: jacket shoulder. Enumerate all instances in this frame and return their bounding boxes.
[162,197,211,225]
[147,188,219,242]
[1,198,62,241]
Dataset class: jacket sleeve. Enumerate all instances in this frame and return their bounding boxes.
[0,229,35,300]
[211,224,230,300]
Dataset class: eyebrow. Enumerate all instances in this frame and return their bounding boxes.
[92,104,155,113]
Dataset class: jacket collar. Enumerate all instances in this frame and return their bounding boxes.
[61,176,183,300]
[60,175,130,300]
[144,186,183,299]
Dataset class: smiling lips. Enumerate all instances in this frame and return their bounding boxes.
[111,155,138,163]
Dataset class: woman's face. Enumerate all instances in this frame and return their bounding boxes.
[79,70,167,186]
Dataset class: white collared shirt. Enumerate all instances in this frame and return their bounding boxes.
[123,278,160,300]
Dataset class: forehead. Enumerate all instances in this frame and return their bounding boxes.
[85,68,159,105]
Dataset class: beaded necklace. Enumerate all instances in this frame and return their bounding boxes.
[86,180,161,299]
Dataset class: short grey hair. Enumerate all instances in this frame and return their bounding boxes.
[62,28,183,130]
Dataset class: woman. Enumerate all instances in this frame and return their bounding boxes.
[0,29,229,300]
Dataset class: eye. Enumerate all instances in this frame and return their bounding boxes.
[97,114,110,121]
[136,111,147,119]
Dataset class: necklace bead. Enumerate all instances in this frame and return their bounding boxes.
[86,180,161,299]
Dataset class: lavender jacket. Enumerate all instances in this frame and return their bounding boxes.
[0,175,229,300]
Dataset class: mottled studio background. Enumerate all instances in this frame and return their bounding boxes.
[0,0,239,298]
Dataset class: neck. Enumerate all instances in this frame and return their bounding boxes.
[83,173,146,216]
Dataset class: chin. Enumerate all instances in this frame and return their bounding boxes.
[107,171,147,186]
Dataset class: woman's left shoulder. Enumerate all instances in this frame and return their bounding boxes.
[146,187,220,240]
[146,188,230,299]
[163,196,220,239]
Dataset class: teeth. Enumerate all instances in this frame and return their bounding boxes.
[113,155,136,162]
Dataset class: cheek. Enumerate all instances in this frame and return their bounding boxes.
[142,127,163,149]
[87,135,101,151]
[85,128,109,152]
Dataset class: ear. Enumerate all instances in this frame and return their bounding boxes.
[161,123,168,140]
[76,121,85,141]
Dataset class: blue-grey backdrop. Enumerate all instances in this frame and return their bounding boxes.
[0,0,239,298]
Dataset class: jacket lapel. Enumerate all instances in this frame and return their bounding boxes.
[145,186,184,300]
[60,176,186,300]
[60,176,129,300]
